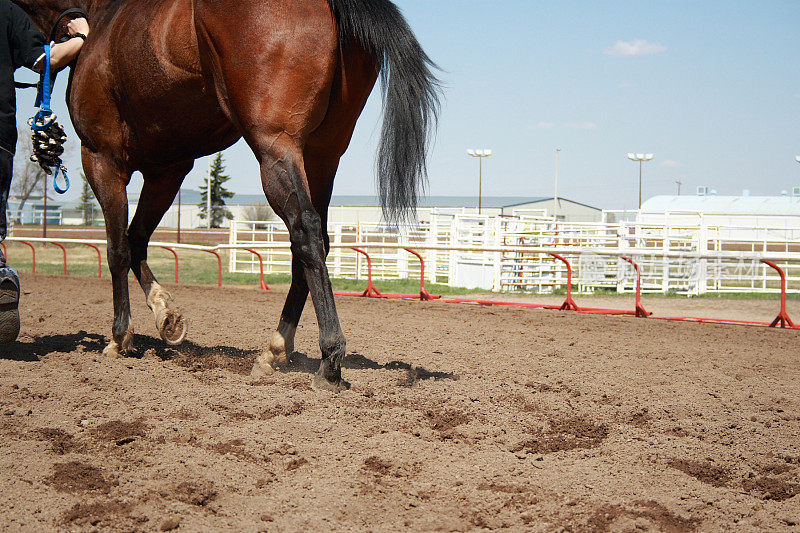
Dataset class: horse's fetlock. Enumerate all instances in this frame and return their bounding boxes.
[320,334,346,358]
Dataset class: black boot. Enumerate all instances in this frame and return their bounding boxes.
[0,254,20,343]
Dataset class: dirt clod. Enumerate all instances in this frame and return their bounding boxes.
[46,461,116,493]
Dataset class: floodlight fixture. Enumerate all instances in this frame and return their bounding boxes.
[626,152,655,209]
[795,155,800,163]
[466,148,493,214]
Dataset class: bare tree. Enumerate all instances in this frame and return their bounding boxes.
[243,204,278,222]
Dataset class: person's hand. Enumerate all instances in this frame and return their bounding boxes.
[66,18,89,38]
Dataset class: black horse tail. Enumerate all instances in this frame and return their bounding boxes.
[328,0,441,223]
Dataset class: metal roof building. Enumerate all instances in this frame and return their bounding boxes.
[639,194,800,229]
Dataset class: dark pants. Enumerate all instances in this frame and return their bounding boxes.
[0,147,11,243]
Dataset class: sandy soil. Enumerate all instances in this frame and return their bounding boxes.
[0,274,798,532]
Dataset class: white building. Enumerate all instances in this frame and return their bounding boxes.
[502,197,602,222]
[638,191,800,241]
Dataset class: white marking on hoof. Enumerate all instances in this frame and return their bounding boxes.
[267,326,295,368]
[251,353,276,378]
[148,284,187,346]
[103,328,134,358]
[102,340,122,358]
[148,283,172,328]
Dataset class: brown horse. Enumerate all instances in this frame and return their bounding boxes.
[13,0,439,391]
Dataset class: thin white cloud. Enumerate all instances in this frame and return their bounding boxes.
[662,159,682,168]
[529,121,556,130]
[564,122,597,131]
[604,40,667,57]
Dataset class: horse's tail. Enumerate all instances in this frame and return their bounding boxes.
[328,0,440,223]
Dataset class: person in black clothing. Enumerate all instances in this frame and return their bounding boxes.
[0,0,88,342]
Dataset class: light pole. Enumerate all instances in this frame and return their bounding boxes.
[675,179,682,195]
[554,148,561,219]
[467,149,492,214]
[207,157,212,229]
[626,153,654,209]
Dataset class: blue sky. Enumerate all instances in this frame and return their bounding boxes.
[16,0,800,210]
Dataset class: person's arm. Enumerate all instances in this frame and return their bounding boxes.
[33,18,90,71]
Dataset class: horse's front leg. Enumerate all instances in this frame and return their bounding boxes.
[129,163,192,346]
[83,148,134,356]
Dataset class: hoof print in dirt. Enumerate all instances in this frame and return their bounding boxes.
[62,500,133,527]
[512,418,608,455]
[668,458,731,488]
[586,500,700,532]
[742,476,800,501]
[166,480,217,507]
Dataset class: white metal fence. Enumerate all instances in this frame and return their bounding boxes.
[228,214,800,295]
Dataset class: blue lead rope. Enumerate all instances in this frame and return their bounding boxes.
[31,44,70,194]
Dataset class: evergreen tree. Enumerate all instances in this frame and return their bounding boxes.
[198,152,234,228]
[79,173,96,226]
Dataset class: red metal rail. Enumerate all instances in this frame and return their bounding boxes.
[334,247,440,300]
[51,242,67,275]
[351,247,381,297]
[404,248,436,301]
[762,260,795,328]
[82,243,102,278]
[622,256,650,318]
[203,250,223,287]
[21,241,36,273]
[161,246,179,284]
[549,252,579,311]
[244,248,270,290]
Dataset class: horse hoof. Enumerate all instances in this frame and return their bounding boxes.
[104,328,134,358]
[251,353,276,379]
[102,340,122,358]
[311,372,350,393]
[267,330,292,367]
[159,310,187,346]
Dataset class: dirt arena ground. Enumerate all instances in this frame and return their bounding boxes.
[1,274,798,532]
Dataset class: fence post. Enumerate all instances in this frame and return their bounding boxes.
[82,243,102,278]
[21,241,36,273]
[160,246,179,284]
[762,259,795,328]
[204,250,223,287]
[549,253,579,311]
[351,247,381,297]
[51,242,67,275]
[244,248,269,290]
[404,248,435,301]
[621,256,650,318]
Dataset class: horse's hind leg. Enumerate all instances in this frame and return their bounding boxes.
[254,141,347,391]
[255,166,334,374]
[83,148,134,356]
[129,162,192,346]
